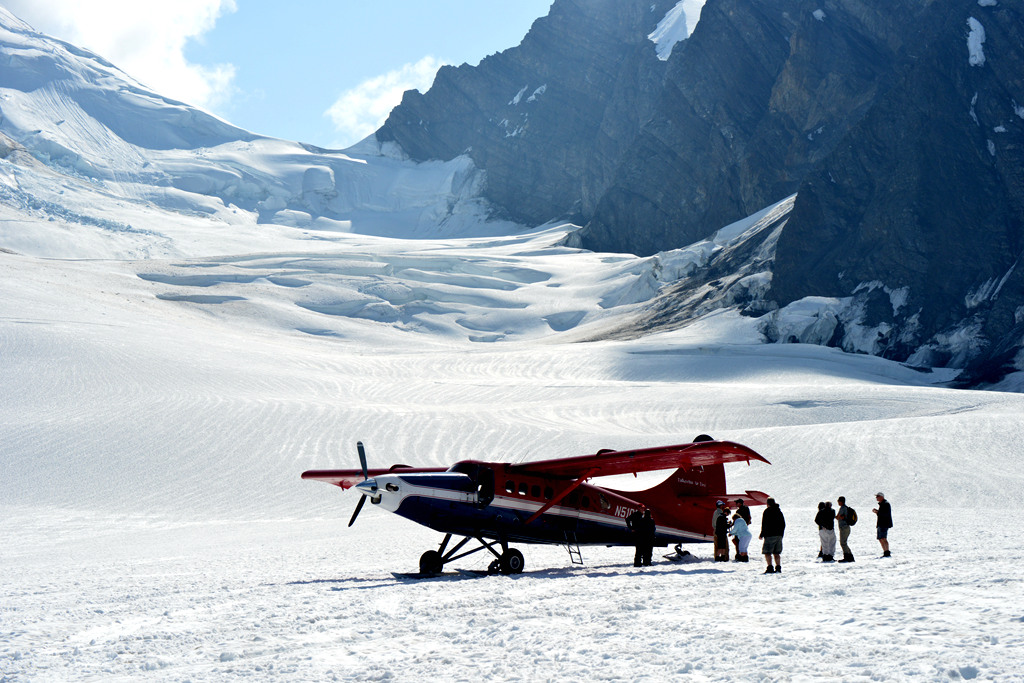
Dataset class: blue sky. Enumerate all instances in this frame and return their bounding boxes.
[5,0,554,148]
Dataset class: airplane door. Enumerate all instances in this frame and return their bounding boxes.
[476,468,495,507]
[559,488,581,533]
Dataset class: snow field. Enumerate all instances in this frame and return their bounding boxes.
[3,229,1023,680]
[2,509,1021,681]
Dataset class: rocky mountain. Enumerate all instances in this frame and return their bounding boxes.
[576,0,938,255]
[377,0,678,224]
[772,1,1024,385]
[374,0,1024,387]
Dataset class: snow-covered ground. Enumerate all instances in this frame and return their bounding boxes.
[4,509,1021,682]
[3,221,1023,681]
[3,6,1024,680]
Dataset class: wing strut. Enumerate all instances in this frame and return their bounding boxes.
[523,467,598,525]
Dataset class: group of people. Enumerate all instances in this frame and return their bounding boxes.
[644,493,894,573]
[713,497,754,563]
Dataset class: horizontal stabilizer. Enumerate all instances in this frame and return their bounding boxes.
[685,490,771,511]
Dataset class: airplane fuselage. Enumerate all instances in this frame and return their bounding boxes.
[360,461,710,547]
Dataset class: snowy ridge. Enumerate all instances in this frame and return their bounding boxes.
[0,13,518,260]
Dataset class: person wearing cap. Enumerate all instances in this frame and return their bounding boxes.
[711,500,731,561]
[759,497,786,574]
[873,492,893,557]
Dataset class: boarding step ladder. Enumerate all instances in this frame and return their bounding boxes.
[564,531,584,565]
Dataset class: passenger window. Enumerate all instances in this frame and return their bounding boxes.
[544,487,554,500]
[505,480,515,494]
[531,485,541,498]
[518,482,528,495]
[567,491,579,506]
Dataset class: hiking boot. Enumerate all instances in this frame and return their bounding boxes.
[775,566,782,574]
[764,566,775,574]
[882,550,891,558]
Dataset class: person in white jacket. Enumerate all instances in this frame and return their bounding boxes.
[728,513,752,562]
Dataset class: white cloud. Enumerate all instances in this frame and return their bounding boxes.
[325,56,446,148]
[3,0,237,112]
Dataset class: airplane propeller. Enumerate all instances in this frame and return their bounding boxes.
[347,441,370,527]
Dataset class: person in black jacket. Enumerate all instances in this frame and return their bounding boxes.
[759,497,786,574]
[627,508,657,567]
[711,500,730,561]
[714,505,732,562]
[815,501,836,562]
[873,492,893,557]
[734,498,752,525]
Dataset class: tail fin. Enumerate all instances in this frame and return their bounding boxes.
[646,464,726,501]
[615,465,767,510]
[605,464,726,511]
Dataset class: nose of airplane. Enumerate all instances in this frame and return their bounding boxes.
[355,478,378,496]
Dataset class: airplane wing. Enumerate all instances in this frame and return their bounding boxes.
[507,441,769,479]
[301,466,448,489]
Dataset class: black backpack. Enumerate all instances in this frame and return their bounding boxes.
[846,507,858,526]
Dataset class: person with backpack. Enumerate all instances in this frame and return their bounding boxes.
[814,501,837,562]
[836,495,856,562]
[759,498,785,574]
[873,492,893,557]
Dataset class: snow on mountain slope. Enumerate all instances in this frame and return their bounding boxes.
[0,7,518,261]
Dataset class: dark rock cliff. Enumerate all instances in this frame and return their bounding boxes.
[574,0,934,255]
[377,0,676,225]
[772,0,1024,381]
[380,0,940,256]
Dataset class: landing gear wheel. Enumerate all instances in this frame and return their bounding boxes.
[499,549,525,574]
[419,550,443,575]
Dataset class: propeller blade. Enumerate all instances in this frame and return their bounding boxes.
[348,441,370,527]
[357,441,368,480]
[348,494,367,527]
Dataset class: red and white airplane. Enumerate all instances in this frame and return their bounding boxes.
[302,436,770,575]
